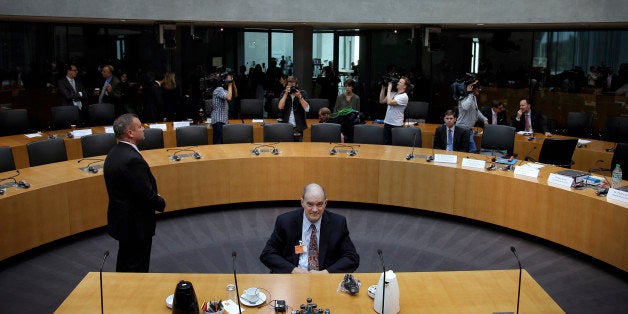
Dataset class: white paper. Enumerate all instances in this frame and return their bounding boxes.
[104,126,114,133]
[461,158,486,169]
[172,121,191,129]
[547,173,574,188]
[252,119,264,123]
[434,154,458,164]
[149,123,167,131]
[221,299,244,313]
[72,129,93,138]
[577,139,592,145]
[24,132,43,138]
[516,131,533,135]
[523,162,545,169]
[607,188,628,205]
[514,165,540,178]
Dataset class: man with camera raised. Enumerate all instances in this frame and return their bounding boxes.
[278,76,310,141]
[455,75,488,152]
[211,71,235,144]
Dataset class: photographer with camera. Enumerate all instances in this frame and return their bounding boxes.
[455,75,488,152]
[278,76,310,141]
[379,75,410,145]
[210,71,235,144]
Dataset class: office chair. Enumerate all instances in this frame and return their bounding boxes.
[88,103,116,126]
[353,124,385,145]
[222,124,254,144]
[175,125,209,147]
[405,101,429,120]
[307,99,330,119]
[590,143,628,180]
[80,133,116,158]
[479,124,516,156]
[138,128,165,150]
[526,137,578,168]
[239,99,264,119]
[0,109,30,136]
[0,146,16,172]
[311,123,342,143]
[603,116,628,143]
[391,127,422,147]
[26,138,68,166]
[263,123,294,142]
[50,106,81,130]
[565,112,592,138]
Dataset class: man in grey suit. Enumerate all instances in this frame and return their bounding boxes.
[104,114,165,272]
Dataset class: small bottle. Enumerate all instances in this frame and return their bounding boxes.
[226,284,236,302]
[611,164,622,189]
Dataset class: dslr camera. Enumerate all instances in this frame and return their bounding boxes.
[289,85,300,94]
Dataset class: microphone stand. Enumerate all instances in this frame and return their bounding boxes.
[232,252,242,314]
[377,249,387,314]
[405,132,418,160]
[100,250,110,314]
[510,246,522,314]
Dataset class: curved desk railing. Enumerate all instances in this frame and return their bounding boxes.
[0,143,625,271]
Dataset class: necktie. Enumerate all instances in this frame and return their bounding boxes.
[447,128,453,151]
[525,114,532,132]
[70,79,82,110]
[308,224,319,271]
[492,112,497,125]
[99,80,108,103]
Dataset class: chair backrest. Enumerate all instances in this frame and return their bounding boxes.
[0,146,16,172]
[405,101,429,120]
[138,128,165,150]
[604,116,628,143]
[50,106,81,130]
[311,123,342,143]
[26,138,68,166]
[263,123,294,142]
[565,112,592,138]
[0,109,30,136]
[223,124,254,144]
[538,137,578,168]
[175,125,209,147]
[80,133,116,158]
[239,99,264,119]
[611,143,628,180]
[270,98,281,119]
[88,103,116,126]
[391,127,422,147]
[480,124,516,156]
[307,99,330,119]
[353,124,384,145]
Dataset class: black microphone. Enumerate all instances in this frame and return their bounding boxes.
[377,249,387,314]
[167,148,201,161]
[405,132,418,160]
[329,144,359,156]
[523,146,537,162]
[0,169,21,184]
[232,251,243,314]
[78,158,105,173]
[426,146,435,162]
[510,246,522,314]
[251,142,280,155]
[100,250,110,314]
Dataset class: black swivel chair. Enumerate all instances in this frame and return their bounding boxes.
[50,106,81,130]
[311,123,341,143]
[0,109,30,136]
[26,138,68,166]
[239,99,264,119]
[307,99,330,119]
[222,124,254,144]
[526,137,578,168]
[480,124,516,156]
[175,125,209,147]
[88,103,116,126]
[391,127,422,147]
[138,128,165,150]
[263,123,294,142]
[0,146,16,172]
[591,143,628,180]
[405,101,429,120]
[603,116,628,143]
[353,124,385,145]
[81,133,116,158]
[565,112,592,138]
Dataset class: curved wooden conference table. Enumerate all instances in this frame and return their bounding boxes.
[0,119,617,172]
[0,142,626,273]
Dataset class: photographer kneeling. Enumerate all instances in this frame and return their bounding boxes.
[379,76,410,145]
[278,76,310,141]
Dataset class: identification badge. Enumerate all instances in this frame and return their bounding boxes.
[295,241,306,254]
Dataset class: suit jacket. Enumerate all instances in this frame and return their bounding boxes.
[278,90,310,131]
[260,209,359,273]
[512,109,547,134]
[58,77,87,107]
[433,124,470,152]
[143,81,165,122]
[481,107,507,126]
[101,76,123,104]
[104,142,165,242]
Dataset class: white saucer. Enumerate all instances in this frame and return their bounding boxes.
[239,291,267,306]
[166,294,174,308]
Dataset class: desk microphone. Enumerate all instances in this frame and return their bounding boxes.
[100,250,110,314]
[232,251,243,314]
[425,146,435,162]
[167,148,202,161]
[78,158,105,173]
[510,246,523,314]
[405,132,418,160]
[251,143,280,155]
[0,169,21,184]
[377,248,387,314]
[329,144,359,156]
[523,146,537,162]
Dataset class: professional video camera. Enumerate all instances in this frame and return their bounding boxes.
[451,73,479,100]
[378,72,400,87]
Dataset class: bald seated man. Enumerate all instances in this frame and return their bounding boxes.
[260,183,360,273]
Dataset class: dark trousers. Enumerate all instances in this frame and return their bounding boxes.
[212,122,224,144]
[384,123,400,145]
[116,237,152,272]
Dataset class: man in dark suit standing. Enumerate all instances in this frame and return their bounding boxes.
[433,109,470,152]
[481,101,508,126]
[260,183,359,274]
[104,113,166,272]
[97,65,123,116]
[278,76,310,141]
[58,64,88,121]
[512,99,552,137]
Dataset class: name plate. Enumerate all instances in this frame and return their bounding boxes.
[514,165,540,178]
[434,154,458,164]
[461,158,486,169]
[547,173,574,188]
[172,121,191,129]
[252,119,264,123]
[149,123,167,131]
[607,188,628,204]
[104,126,114,133]
[72,129,93,138]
